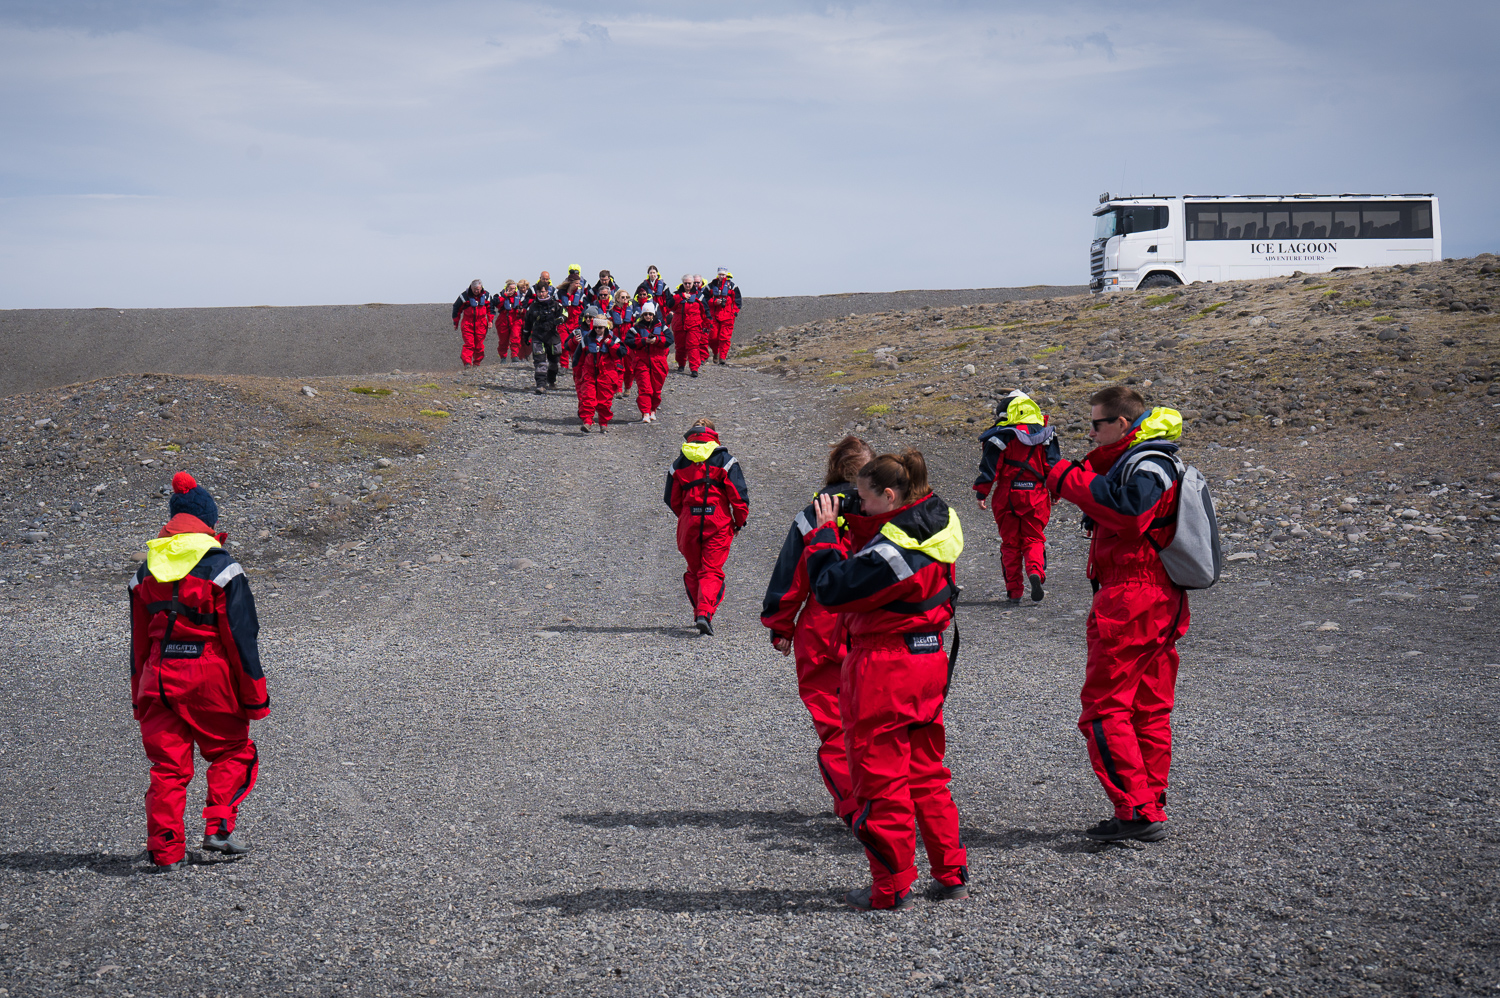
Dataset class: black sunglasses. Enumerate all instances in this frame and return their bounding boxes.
[1091,416,1125,430]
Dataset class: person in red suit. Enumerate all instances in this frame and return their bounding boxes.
[625,303,673,422]
[761,436,874,827]
[1046,385,1190,844]
[129,472,267,870]
[451,279,494,370]
[974,390,1061,605]
[496,280,528,361]
[636,266,672,312]
[555,268,589,370]
[573,306,627,432]
[804,450,968,910]
[608,289,637,395]
[670,275,710,377]
[664,421,749,634]
[704,267,742,365]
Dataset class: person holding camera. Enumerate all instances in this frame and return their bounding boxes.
[573,305,627,432]
[625,302,673,422]
[705,267,742,365]
[974,389,1060,605]
[523,286,567,394]
[1046,385,1190,844]
[761,435,874,827]
[804,450,969,911]
[670,274,710,377]
[665,420,749,635]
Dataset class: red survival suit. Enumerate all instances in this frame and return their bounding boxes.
[607,298,636,392]
[704,274,742,363]
[805,492,968,908]
[573,310,627,429]
[1047,407,1190,825]
[451,288,496,366]
[636,276,672,312]
[556,280,589,370]
[129,506,267,865]
[625,308,673,418]
[671,285,710,373]
[973,392,1061,601]
[664,426,749,622]
[497,288,528,359]
[761,483,862,823]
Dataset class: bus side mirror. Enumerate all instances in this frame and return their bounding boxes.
[1122,215,1135,235]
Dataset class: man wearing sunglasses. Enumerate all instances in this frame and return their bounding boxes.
[1046,385,1191,844]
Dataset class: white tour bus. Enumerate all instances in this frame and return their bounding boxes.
[1089,193,1441,292]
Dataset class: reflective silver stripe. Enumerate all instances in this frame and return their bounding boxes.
[1128,457,1178,491]
[128,573,143,590]
[212,562,244,588]
[860,538,914,581]
[720,456,739,475]
[794,510,815,537]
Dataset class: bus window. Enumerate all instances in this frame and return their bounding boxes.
[1096,205,1169,239]
[1188,200,1433,239]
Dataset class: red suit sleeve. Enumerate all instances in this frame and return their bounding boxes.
[1048,457,1172,538]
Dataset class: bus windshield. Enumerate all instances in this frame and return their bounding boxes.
[1093,211,1117,240]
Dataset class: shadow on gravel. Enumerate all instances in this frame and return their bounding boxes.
[519,887,844,915]
[0,851,241,876]
[562,809,1080,857]
[550,624,697,638]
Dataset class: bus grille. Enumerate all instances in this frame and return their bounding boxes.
[1090,245,1104,279]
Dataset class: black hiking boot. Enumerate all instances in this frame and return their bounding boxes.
[694,615,713,636]
[145,851,185,873]
[1004,597,1022,608]
[579,423,590,433]
[1029,574,1045,602]
[1084,816,1168,843]
[844,886,913,911]
[203,828,251,855]
[534,386,545,395]
[928,880,970,901]
[690,369,699,378]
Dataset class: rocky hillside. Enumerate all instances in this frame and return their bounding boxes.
[732,254,1500,581]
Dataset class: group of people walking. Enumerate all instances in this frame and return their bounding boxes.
[451,265,743,430]
[127,369,1193,917]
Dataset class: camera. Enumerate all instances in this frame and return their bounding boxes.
[835,491,862,516]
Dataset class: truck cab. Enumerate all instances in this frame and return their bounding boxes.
[1091,195,1185,292]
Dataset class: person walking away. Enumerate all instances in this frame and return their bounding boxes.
[524,286,567,394]
[1046,385,1190,844]
[974,389,1060,606]
[761,436,875,827]
[610,289,637,395]
[130,472,267,871]
[637,265,671,312]
[574,305,627,432]
[665,420,748,634]
[451,279,494,371]
[626,302,673,422]
[556,270,589,371]
[804,450,968,910]
[705,267,742,365]
[671,275,710,377]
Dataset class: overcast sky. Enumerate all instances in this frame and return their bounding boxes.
[1,1,1494,308]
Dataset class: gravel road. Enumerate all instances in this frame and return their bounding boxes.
[0,285,1085,399]
[1,357,1496,996]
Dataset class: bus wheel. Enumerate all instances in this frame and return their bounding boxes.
[1138,273,1181,289]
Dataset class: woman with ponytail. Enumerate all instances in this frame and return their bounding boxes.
[804,449,969,911]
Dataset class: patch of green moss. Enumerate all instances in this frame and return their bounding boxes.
[865,404,891,415]
[419,409,450,418]
[1143,293,1180,306]
[350,386,393,396]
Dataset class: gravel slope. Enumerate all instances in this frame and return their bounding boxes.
[0,285,1084,398]
[1,352,1496,996]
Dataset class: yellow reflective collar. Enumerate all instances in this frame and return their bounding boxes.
[995,393,1044,428]
[879,508,964,565]
[145,533,220,583]
[1134,406,1183,443]
[681,440,718,463]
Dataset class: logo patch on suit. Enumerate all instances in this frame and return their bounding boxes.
[690,505,717,516]
[1012,480,1036,489]
[904,633,942,654]
[161,641,204,659]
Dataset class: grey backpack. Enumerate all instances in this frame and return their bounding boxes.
[1121,451,1222,589]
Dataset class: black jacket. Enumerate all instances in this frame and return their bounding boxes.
[524,297,566,343]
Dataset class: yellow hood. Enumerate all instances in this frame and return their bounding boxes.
[681,440,718,463]
[995,393,1044,428]
[1134,406,1183,443]
[145,532,220,583]
[879,507,965,565]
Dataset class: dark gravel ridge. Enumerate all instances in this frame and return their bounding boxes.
[0,352,1496,995]
[0,285,1085,399]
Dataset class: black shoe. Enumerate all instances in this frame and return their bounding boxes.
[928,880,970,901]
[690,369,699,378]
[598,423,609,434]
[146,851,185,872]
[534,386,545,394]
[694,615,713,636]
[844,886,913,911]
[1029,574,1045,602]
[1004,597,1022,607]
[677,363,685,372]
[580,423,590,433]
[202,829,251,855]
[1084,816,1168,842]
